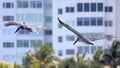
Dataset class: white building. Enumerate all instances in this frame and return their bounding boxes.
[0,0,119,65]
[52,0,116,60]
[0,0,52,65]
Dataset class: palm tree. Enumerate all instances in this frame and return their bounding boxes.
[35,43,54,68]
[93,49,103,63]
[100,40,120,67]
[62,57,77,68]
[76,50,88,68]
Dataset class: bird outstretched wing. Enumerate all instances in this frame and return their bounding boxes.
[58,17,94,45]
[32,25,48,30]
[4,22,25,27]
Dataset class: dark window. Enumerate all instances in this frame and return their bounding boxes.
[84,3,89,12]
[58,50,62,56]
[105,20,112,27]
[3,3,14,8]
[66,7,74,13]
[70,7,74,12]
[91,3,96,11]
[77,18,83,26]
[58,9,62,14]
[66,49,74,55]
[77,3,83,12]
[30,1,42,8]
[3,16,14,21]
[98,3,103,11]
[105,6,113,12]
[97,17,103,26]
[91,17,96,26]
[58,36,62,42]
[3,42,14,48]
[45,30,52,35]
[84,18,89,26]
[6,3,11,8]
[17,1,28,8]
[66,7,69,12]
[23,1,28,8]
[109,7,113,12]
[105,7,108,12]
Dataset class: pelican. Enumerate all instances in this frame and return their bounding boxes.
[4,22,47,34]
[57,18,94,45]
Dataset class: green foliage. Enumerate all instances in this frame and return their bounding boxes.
[31,59,40,68]
[94,49,103,62]
[0,61,7,68]
[63,57,77,68]
[35,43,54,63]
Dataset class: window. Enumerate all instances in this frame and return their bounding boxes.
[84,18,89,26]
[77,3,83,12]
[105,20,112,27]
[17,1,28,8]
[16,13,43,22]
[45,16,52,22]
[105,6,113,12]
[91,46,96,54]
[3,16,14,21]
[66,49,74,55]
[84,46,89,53]
[3,2,14,8]
[18,29,30,35]
[105,7,108,12]
[91,3,96,12]
[66,35,74,41]
[17,40,29,48]
[97,17,103,26]
[58,8,62,14]
[66,7,74,13]
[105,35,113,41]
[84,3,89,12]
[58,50,63,56]
[44,3,52,9]
[30,1,42,8]
[3,55,14,61]
[109,7,113,12]
[45,30,52,35]
[31,40,42,47]
[3,42,14,48]
[78,46,83,54]
[90,17,96,26]
[77,18,83,26]
[97,3,103,11]
[58,36,62,42]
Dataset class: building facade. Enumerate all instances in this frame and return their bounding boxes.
[0,0,119,65]
[0,0,52,64]
[52,0,115,60]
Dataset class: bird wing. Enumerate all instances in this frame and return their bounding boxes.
[32,25,48,30]
[4,22,24,27]
[58,17,93,45]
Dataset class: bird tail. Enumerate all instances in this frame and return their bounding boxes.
[73,38,80,45]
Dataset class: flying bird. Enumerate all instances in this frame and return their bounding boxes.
[57,18,94,45]
[4,22,47,34]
